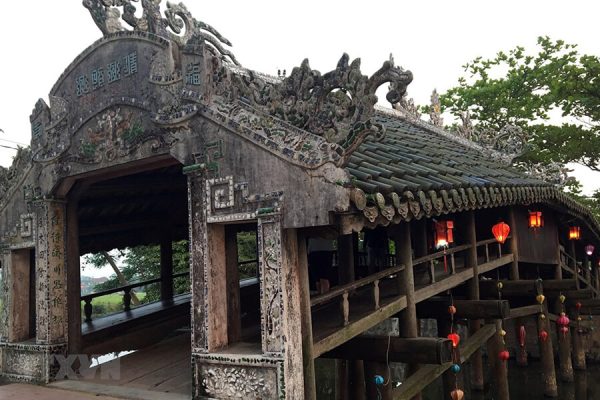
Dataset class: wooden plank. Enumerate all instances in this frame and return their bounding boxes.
[322,337,453,364]
[416,299,510,319]
[225,226,241,343]
[508,304,541,319]
[480,277,574,297]
[392,324,496,400]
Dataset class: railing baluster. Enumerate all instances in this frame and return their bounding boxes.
[498,243,502,258]
[450,253,456,274]
[84,299,93,323]
[373,280,380,310]
[341,292,350,326]
[485,244,490,262]
[429,260,436,283]
[123,288,132,311]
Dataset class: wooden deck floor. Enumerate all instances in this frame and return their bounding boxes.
[51,332,192,400]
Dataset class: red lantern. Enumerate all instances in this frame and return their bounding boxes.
[447,333,461,348]
[569,226,581,240]
[539,330,549,342]
[499,350,510,361]
[448,305,457,315]
[435,220,455,248]
[557,314,570,327]
[492,221,511,244]
[560,326,569,334]
[528,211,543,228]
[576,302,582,310]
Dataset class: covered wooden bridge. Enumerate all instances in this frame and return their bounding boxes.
[1,1,600,399]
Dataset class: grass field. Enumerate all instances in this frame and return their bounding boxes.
[82,291,147,319]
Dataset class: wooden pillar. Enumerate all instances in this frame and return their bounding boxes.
[7,249,32,342]
[486,319,509,400]
[570,241,580,289]
[557,323,575,382]
[336,233,356,400]
[160,235,174,300]
[349,361,366,400]
[465,211,484,390]
[298,231,316,400]
[66,191,82,354]
[570,305,586,371]
[394,222,420,400]
[225,226,241,343]
[508,208,520,280]
[536,281,558,397]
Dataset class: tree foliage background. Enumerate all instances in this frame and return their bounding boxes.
[439,36,600,216]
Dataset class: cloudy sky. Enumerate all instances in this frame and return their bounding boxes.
[1,0,599,193]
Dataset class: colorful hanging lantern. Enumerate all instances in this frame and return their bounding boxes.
[435,220,455,248]
[448,305,457,315]
[528,211,544,228]
[569,226,581,240]
[499,350,510,361]
[492,221,510,244]
[559,294,566,304]
[536,294,545,304]
[557,313,570,336]
[447,333,461,348]
[450,389,465,400]
[539,330,549,342]
[450,364,461,374]
[586,244,595,256]
[576,302,582,310]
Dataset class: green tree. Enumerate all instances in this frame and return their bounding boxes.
[440,36,600,170]
[439,36,600,214]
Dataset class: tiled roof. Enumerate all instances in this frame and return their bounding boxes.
[345,110,600,238]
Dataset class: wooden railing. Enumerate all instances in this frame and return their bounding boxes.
[81,271,189,323]
[560,249,593,290]
[310,239,511,328]
[311,263,405,326]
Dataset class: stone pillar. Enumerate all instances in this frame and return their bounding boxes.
[34,199,68,346]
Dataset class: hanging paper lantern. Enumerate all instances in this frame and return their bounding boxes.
[576,302,582,310]
[497,281,504,290]
[536,294,545,304]
[448,333,461,348]
[529,211,543,228]
[539,330,549,342]
[559,294,566,304]
[578,316,582,321]
[569,226,581,240]
[499,329,507,337]
[519,325,526,347]
[557,314,570,326]
[499,350,510,361]
[450,364,461,374]
[374,375,384,386]
[586,244,595,256]
[450,389,465,400]
[540,313,546,320]
[492,221,511,244]
[560,326,569,334]
[448,305,457,315]
[435,220,455,248]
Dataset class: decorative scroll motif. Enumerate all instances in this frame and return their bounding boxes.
[20,214,34,238]
[83,0,239,65]
[429,89,443,127]
[200,365,277,399]
[210,53,413,166]
[258,215,284,354]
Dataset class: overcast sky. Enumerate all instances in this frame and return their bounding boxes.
[1,0,599,194]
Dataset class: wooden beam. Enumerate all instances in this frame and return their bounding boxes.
[392,324,496,400]
[416,299,510,320]
[508,304,540,319]
[480,279,576,298]
[322,337,453,364]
